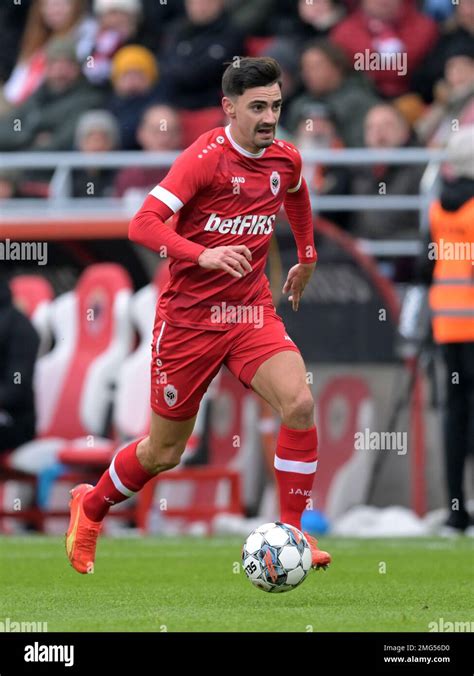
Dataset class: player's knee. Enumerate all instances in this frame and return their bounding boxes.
[281,392,315,427]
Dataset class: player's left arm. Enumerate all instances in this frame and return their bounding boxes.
[282,150,317,311]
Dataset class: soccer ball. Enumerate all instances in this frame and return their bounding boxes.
[242,521,312,593]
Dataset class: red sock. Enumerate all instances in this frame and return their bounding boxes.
[83,438,154,522]
[274,425,318,530]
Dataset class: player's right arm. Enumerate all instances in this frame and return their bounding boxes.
[128,142,252,279]
[196,245,252,278]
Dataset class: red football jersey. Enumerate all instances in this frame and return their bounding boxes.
[147,125,308,331]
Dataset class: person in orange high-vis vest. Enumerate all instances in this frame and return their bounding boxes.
[430,200,474,344]
[427,126,474,534]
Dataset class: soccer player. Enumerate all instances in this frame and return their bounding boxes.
[66,57,331,574]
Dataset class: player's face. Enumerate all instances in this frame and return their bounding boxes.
[226,83,282,153]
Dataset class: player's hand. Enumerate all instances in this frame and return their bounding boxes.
[282,262,316,311]
[197,246,253,279]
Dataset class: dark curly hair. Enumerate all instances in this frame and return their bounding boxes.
[222,57,282,97]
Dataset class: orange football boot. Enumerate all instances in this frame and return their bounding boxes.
[304,532,332,571]
[65,484,103,574]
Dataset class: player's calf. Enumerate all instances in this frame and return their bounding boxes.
[136,436,184,474]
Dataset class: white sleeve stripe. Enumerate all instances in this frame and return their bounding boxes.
[149,185,184,212]
[287,174,302,193]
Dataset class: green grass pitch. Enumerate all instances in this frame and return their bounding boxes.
[1,536,472,632]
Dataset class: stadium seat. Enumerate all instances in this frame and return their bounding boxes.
[52,262,238,533]
[113,272,159,439]
[10,274,54,318]
[178,107,225,147]
[31,263,132,443]
[244,36,275,57]
[0,275,55,532]
[10,274,54,356]
[0,264,133,531]
[57,262,168,462]
[39,263,164,530]
[1,262,242,533]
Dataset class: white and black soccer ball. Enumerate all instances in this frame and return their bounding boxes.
[242,521,312,593]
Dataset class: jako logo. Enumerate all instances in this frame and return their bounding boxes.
[204,213,276,236]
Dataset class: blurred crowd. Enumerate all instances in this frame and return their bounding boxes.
[0,0,472,240]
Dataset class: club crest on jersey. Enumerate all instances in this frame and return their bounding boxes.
[270,171,280,196]
[164,384,178,407]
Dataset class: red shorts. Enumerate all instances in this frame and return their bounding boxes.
[150,304,300,420]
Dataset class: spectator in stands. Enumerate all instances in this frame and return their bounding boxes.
[85,0,154,86]
[0,36,104,151]
[115,104,182,198]
[282,0,346,43]
[416,41,474,148]
[288,40,378,146]
[294,101,349,228]
[330,0,438,98]
[160,0,244,109]
[349,103,423,239]
[108,44,164,150]
[0,171,21,200]
[0,277,39,453]
[258,0,331,37]
[390,92,426,130]
[417,127,474,534]
[2,0,96,106]
[139,0,185,45]
[0,0,31,96]
[71,110,119,197]
[259,39,301,132]
[423,0,456,22]
[414,0,474,103]
[225,0,276,36]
